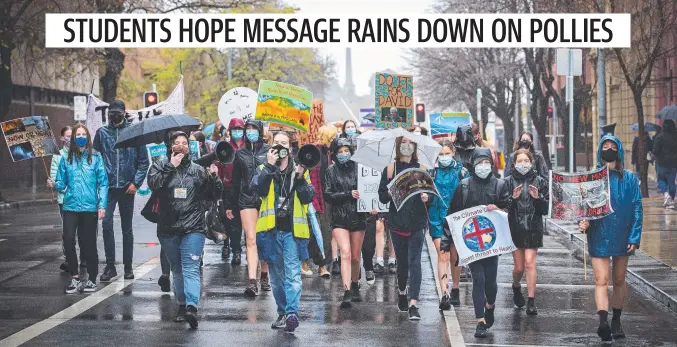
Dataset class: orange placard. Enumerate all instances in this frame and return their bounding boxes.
[298,99,324,145]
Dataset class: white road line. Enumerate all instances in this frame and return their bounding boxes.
[425,233,466,347]
[0,257,159,347]
[467,344,573,347]
[0,239,6,243]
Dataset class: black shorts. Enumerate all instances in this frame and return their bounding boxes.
[332,224,367,232]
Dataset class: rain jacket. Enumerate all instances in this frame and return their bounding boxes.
[378,160,429,233]
[652,121,677,168]
[215,118,246,193]
[453,125,476,172]
[324,159,366,230]
[504,150,549,179]
[93,119,150,189]
[440,148,510,252]
[309,144,331,214]
[147,149,223,237]
[227,120,270,210]
[428,161,468,239]
[55,149,108,212]
[50,146,69,204]
[504,166,549,247]
[587,135,643,257]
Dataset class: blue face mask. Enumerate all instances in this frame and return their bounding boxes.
[345,128,356,137]
[74,136,88,147]
[336,153,352,164]
[231,129,244,140]
[438,155,454,167]
[246,130,259,143]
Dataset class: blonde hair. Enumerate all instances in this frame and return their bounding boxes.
[317,125,337,146]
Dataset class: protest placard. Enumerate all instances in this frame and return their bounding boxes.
[217,87,257,126]
[386,168,440,211]
[445,206,516,266]
[255,80,312,132]
[1,116,58,162]
[298,99,324,145]
[359,108,375,128]
[429,112,471,137]
[549,166,614,221]
[374,72,413,129]
[357,163,389,213]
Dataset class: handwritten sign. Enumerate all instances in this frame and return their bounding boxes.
[298,99,324,145]
[549,167,614,221]
[357,163,389,213]
[1,116,58,162]
[256,80,312,132]
[374,72,413,129]
[218,87,257,127]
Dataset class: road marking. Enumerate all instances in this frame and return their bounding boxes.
[0,257,159,347]
[0,239,6,243]
[424,234,466,347]
[467,344,573,347]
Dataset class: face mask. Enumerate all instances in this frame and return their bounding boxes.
[474,163,492,179]
[515,163,533,175]
[601,148,618,163]
[413,131,421,136]
[231,129,244,140]
[272,144,289,159]
[109,112,124,125]
[438,155,454,167]
[345,128,356,137]
[61,137,71,148]
[337,153,352,164]
[246,130,259,143]
[400,143,415,157]
[74,136,88,148]
[519,140,532,149]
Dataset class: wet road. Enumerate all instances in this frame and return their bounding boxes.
[639,199,677,267]
[1,205,677,346]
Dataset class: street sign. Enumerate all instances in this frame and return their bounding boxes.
[556,48,582,76]
[74,96,87,121]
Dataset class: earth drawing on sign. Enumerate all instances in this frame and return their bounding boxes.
[462,216,497,252]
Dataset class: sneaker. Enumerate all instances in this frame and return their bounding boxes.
[408,305,421,320]
[231,251,241,265]
[350,282,362,302]
[484,306,495,328]
[474,322,489,338]
[301,266,313,278]
[449,288,461,306]
[158,274,171,292]
[597,321,612,342]
[664,192,671,207]
[185,305,198,329]
[284,313,299,333]
[124,269,134,280]
[271,314,286,329]
[373,263,385,274]
[398,294,408,312]
[512,285,525,308]
[221,246,230,260]
[611,318,625,339]
[388,262,397,274]
[260,273,271,291]
[173,305,186,323]
[331,260,341,275]
[82,280,97,293]
[319,266,331,278]
[60,262,69,272]
[65,278,82,294]
[244,279,259,297]
[340,290,352,309]
[365,270,375,285]
[526,298,538,316]
[99,266,117,282]
[439,293,451,311]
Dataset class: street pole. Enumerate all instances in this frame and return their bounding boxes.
[568,49,575,173]
[29,87,37,194]
[514,79,520,145]
[228,49,233,80]
[477,88,483,139]
[597,48,606,134]
[552,98,558,168]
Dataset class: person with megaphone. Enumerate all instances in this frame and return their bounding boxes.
[250,131,315,333]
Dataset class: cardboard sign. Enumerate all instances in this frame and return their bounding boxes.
[298,99,324,145]
[217,87,257,127]
[255,80,312,132]
[1,116,58,162]
[357,163,389,213]
[374,72,413,129]
[549,167,614,221]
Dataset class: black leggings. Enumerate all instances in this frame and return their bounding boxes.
[469,256,499,318]
[389,228,425,301]
[362,217,377,271]
[63,211,99,281]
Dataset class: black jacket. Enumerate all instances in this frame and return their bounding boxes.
[251,161,316,213]
[504,150,549,179]
[503,169,549,237]
[652,125,677,168]
[378,160,429,232]
[93,120,150,189]
[324,160,365,229]
[441,148,510,252]
[228,120,271,209]
[147,159,223,236]
[632,133,653,166]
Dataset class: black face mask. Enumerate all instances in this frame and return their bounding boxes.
[601,148,618,163]
[519,140,532,149]
[109,112,124,125]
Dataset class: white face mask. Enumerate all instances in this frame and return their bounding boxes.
[474,163,492,179]
[515,163,532,175]
[400,143,415,157]
[413,131,421,136]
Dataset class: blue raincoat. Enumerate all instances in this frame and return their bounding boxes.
[55,150,108,212]
[428,161,468,239]
[587,135,643,257]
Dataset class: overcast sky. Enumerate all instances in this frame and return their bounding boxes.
[289,0,436,96]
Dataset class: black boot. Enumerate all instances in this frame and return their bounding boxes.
[340,289,352,308]
[474,322,488,338]
[185,305,198,329]
[484,306,495,328]
[331,259,341,275]
[611,318,625,339]
[526,297,537,315]
[221,246,230,260]
[439,292,451,311]
[173,305,186,323]
[512,285,525,308]
[350,281,362,302]
[597,310,612,342]
[231,251,241,265]
[123,264,134,280]
[158,275,171,292]
[449,288,461,306]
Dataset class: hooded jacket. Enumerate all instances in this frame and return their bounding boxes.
[147,134,223,236]
[227,120,271,210]
[93,119,150,189]
[440,148,510,252]
[428,159,468,238]
[54,149,109,212]
[587,135,643,257]
[652,120,677,168]
[453,125,476,172]
[504,162,549,242]
[324,141,365,229]
[214,118,246,195]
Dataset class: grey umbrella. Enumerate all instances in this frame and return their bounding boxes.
[114,114,201,149]
[656,105,677,121]
[631,122,661,132]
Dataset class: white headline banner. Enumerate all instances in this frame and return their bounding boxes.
[45,13,631,48]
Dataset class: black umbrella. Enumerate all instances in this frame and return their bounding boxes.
[114,114,201,149]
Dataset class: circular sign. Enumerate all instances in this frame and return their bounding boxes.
[217,87,258,127]
[462,215,497,252]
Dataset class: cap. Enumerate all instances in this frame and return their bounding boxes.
[109,100,126,113]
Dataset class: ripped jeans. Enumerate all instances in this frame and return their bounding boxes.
[158,233,206,307]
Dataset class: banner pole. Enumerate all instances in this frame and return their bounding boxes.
[584,236,587,280]
[40,156,55,202]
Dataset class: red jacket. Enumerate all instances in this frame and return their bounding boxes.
[216,118,246,193]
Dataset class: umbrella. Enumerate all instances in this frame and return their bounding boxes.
[114,114,201,149]
[631,122,661,132]
[351,128,442,170]
[656,105,677,121]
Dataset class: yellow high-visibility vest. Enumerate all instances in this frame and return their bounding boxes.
[256,166,310,239]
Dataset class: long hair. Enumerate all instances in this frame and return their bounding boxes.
[513,131,535,152]
[395,136,418,162]
[68,124,93,164]
[317,125,337,146]
[342,120,357,135]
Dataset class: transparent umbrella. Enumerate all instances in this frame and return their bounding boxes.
[352,128,442,170]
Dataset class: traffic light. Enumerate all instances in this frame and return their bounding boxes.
[144,91,158,108]
[415,103,425,123]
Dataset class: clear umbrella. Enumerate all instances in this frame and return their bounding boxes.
[352,128,442,170]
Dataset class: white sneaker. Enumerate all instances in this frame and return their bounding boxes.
[83,280,98,293]
[301,268,313,277]
[669,199,676,209]
[65,278,82,294]
[664,193,671,207]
